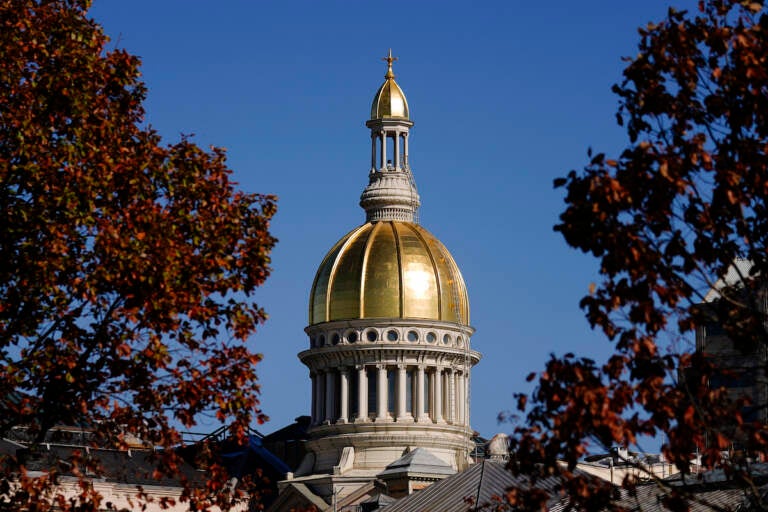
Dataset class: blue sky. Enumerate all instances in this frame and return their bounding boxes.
[88,1,694,446]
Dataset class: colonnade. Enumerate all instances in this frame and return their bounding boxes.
[370,129,409,171]
[309,364,469,427]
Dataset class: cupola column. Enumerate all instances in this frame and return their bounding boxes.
[394,130,401,171]
[403,132,409,168]
[339,368,350,424]
[355,365,368,422]
[370,133,376,171]
[380,131,387,170]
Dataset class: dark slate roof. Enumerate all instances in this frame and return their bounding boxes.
[12,443,200,486]
[219,434,291,478]
[262,416,311,444]
[380,460,561,512]
[577,480,764,512]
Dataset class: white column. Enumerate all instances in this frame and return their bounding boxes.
[310,371,318,424]
[317,371,326,425]
[339,367,349,424]
[371,134,377,170]
[380,131,387,170]
[433,367,443,423]
[376,365,388,421]
[356,365,368,422]
[446,368,455,424]
[403,132,409,167]
[416,365,428,422]
[394,130,401,170]
[325,370,335,423]
[464,372,470,427]
[456,371,465,426]
[395,364,410,421]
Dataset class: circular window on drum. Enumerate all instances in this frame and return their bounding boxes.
[366,330,378,342]
[443,334,452,345]
[407,330,419,342]
[426,332,437,343]
[457,336,464,347]
[347,331,358,343]
[319,334,326,346]
[332,333,340,345]
[387,330,399,342]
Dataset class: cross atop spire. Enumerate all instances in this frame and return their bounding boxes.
[382,48,397,78]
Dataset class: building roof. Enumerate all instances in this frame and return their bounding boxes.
[549,478,766,512]
[379,448,456,479]
[380,460,561,512]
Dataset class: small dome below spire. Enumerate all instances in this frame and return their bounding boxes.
[370,49,410,120]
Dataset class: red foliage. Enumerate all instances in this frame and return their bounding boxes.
[0,0,276,509]
[511,1,768,510]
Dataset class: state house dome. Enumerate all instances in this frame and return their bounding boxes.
[308,220,469,326]
[295,52,481,498]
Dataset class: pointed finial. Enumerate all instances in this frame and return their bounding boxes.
[382,48,397,79]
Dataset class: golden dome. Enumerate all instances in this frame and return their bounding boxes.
[309,221,470,326]
[370,50,410,120]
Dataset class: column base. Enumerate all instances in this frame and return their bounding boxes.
[416,416,432,424]
[395,413,414,423]
[374,415,393,423]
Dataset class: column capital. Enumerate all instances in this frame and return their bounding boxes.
[396,363,407,370]
[376,363,387,370]
[355,364,366,371]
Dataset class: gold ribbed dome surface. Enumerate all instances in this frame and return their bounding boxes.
[309,221,469,325]
[370,50,410,120]
[370,79,410,120]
